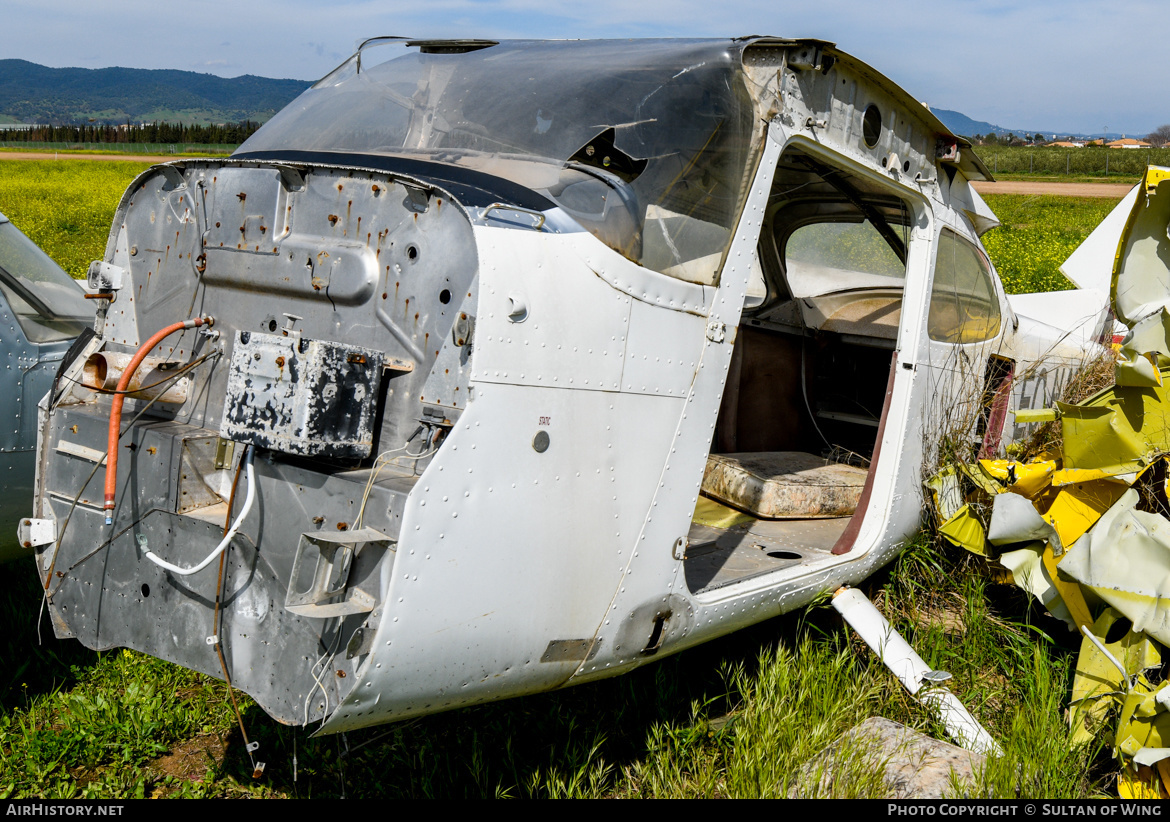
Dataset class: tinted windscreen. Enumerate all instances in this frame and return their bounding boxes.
[0,221,90,343]
[240,40,760,282]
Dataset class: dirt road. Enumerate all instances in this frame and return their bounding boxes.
[972,180,1133,198]
[0,152,1141,199]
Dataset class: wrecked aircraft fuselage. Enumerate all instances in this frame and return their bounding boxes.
[29,37,1106,732]
[0,212,90,562]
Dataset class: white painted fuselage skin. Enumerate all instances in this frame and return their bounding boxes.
[319,117,1094,733]
[32,39,1104,735]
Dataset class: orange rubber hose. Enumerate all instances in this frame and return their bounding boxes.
[103,316,212,524]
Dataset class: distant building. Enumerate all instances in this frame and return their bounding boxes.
[1107,137,1152,149]
[1049,141,1085,148]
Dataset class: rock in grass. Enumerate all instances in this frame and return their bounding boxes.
[790,717,985,799]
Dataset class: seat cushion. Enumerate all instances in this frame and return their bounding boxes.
[701,452,868,519]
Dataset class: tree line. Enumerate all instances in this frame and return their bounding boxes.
[966,125,1170,147]
[0,121,261,145]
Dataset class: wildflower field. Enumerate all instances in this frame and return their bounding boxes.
[980,194,1119,294]
[0,160,1126,797]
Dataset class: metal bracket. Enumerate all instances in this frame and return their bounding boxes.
[284,528,393,618]
[482,203,546,231]
[213,438,236,471]
[705,321,726,343]
[452,313,476,347]
[86,261,126,292]
[345,610,381,659]
[18,517,56,549]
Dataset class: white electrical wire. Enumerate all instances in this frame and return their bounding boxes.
[142,447,256,576]
[354,434,439,528]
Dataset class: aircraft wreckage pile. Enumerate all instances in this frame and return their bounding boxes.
[930,167,1170,799]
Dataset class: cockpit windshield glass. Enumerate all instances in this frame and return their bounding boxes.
[0,219,90,343]
[238,39,761,283]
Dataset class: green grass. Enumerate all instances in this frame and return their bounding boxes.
[0,160,151,278]
[0,539,1103,798]
[981,194,1122,294]
[0,158,1113,798]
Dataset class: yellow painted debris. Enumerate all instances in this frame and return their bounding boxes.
[1116,352,1163,387]
[1076,610,1162,699]
[1070,609,1161,747]
[1013,460,1057,498]
[936,165,1170,795]
[1041,546,1094,629]
[1118,770,1164,800]
[997,542,1075,628]
[1059,398,1162,478]
[959,461,1006,498]
[926,465,964,521]
[1042,480,1129,552]
[1061,490,1170,647]
[1050,466,1136,486]
[1014,408,1059,424]
[1116,676,1170,760]
[938,504,988,555]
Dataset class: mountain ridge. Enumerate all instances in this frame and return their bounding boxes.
[0,59,309,125]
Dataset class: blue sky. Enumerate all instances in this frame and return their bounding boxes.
[5,0,1164,136]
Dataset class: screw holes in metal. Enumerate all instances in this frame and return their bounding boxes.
[141,584,150,598]
[439,289,451,304]
[406,244,419,262]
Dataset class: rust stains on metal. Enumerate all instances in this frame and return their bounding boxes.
[236,192,246,202]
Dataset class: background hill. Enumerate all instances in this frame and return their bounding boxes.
[932,108,1105,141]
[0,60,309,125]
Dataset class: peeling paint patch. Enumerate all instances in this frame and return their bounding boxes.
[220,330,384,459]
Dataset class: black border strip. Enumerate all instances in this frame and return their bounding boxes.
[231,149,554,212]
